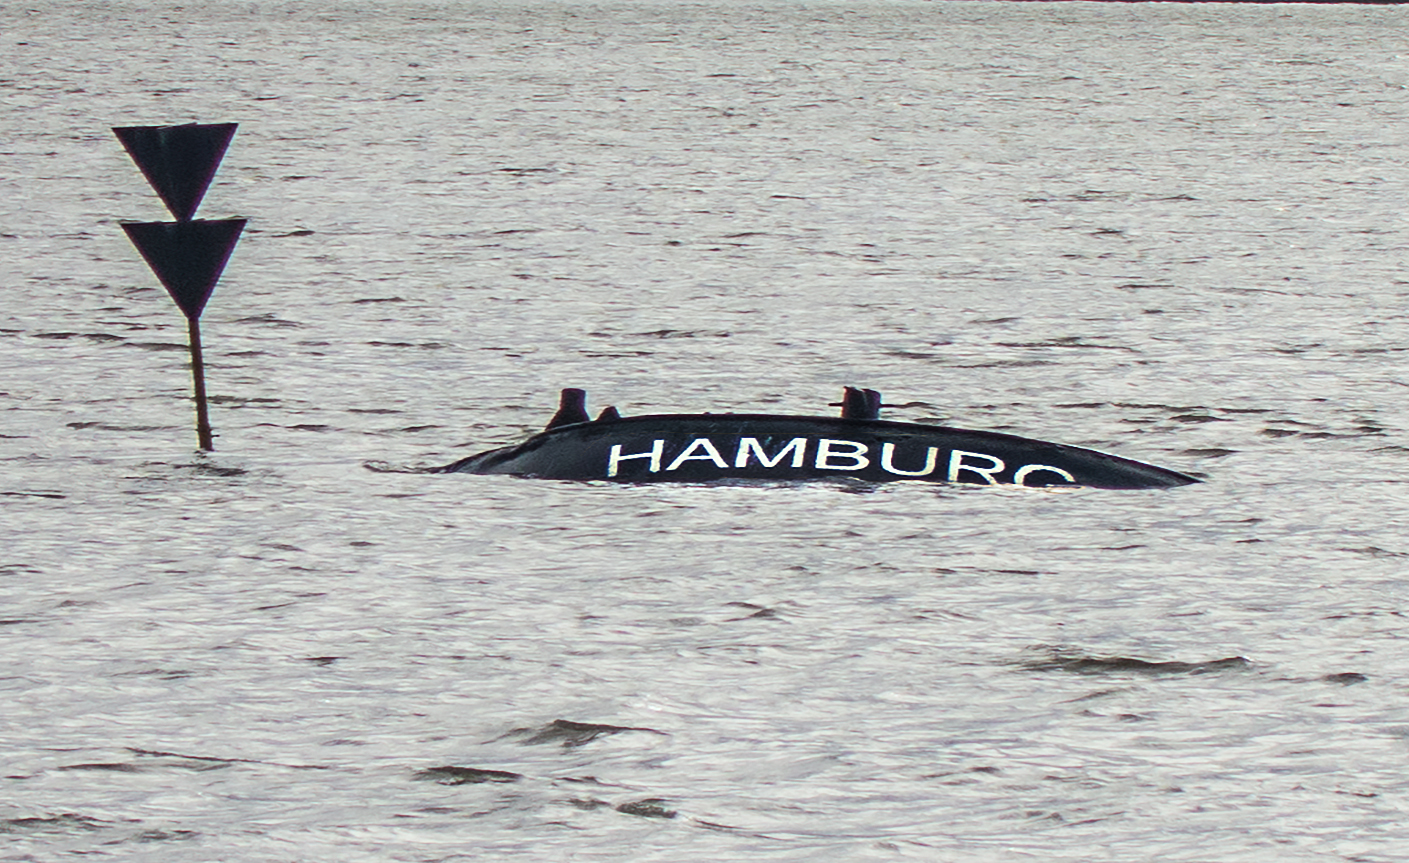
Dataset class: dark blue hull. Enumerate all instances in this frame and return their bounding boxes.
[435,413,1198,490]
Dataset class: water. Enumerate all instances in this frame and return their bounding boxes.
[4,1,1409,859]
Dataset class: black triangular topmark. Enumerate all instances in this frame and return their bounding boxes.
[121,219,246,319]
[113,123,238,221]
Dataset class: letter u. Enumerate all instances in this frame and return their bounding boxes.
[880,443,938,477]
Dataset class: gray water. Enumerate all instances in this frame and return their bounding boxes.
[4,1,1409,859]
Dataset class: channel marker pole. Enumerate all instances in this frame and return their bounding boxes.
[114,123,243,451]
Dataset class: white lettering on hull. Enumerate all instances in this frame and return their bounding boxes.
[880,442,938,477]
[604,437,1080,486]
[665,438,729,471]
[735,437,807,468]
[947,450,1005,485]
[815,439,870,470]
[607,440,665,477]
[1013,463,1076,485]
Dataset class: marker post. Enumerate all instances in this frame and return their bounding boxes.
[114,123,244,452]
[188,316,213,451]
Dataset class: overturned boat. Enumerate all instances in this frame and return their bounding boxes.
[434,388,1199,490]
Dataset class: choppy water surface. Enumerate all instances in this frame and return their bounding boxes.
[4,1,1409,859]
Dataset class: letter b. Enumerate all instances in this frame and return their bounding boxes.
[815,439,870,470]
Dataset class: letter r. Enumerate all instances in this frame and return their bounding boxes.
[947,450,1005,484]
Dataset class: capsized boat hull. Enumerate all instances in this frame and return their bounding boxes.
[435,413,1198,490]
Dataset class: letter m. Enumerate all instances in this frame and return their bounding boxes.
[734,437,807,469]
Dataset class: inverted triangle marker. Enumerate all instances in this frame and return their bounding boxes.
[114,123,237,221]
[121,219,246,320]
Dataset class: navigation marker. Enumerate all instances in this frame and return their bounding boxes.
[114,122,237,222]
[114,122,243,452]
[120,220,246,320]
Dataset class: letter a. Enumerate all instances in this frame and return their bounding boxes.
[607,440,665,477]
[666,438,729,471]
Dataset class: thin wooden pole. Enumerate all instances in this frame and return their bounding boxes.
[187,316,214,451]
